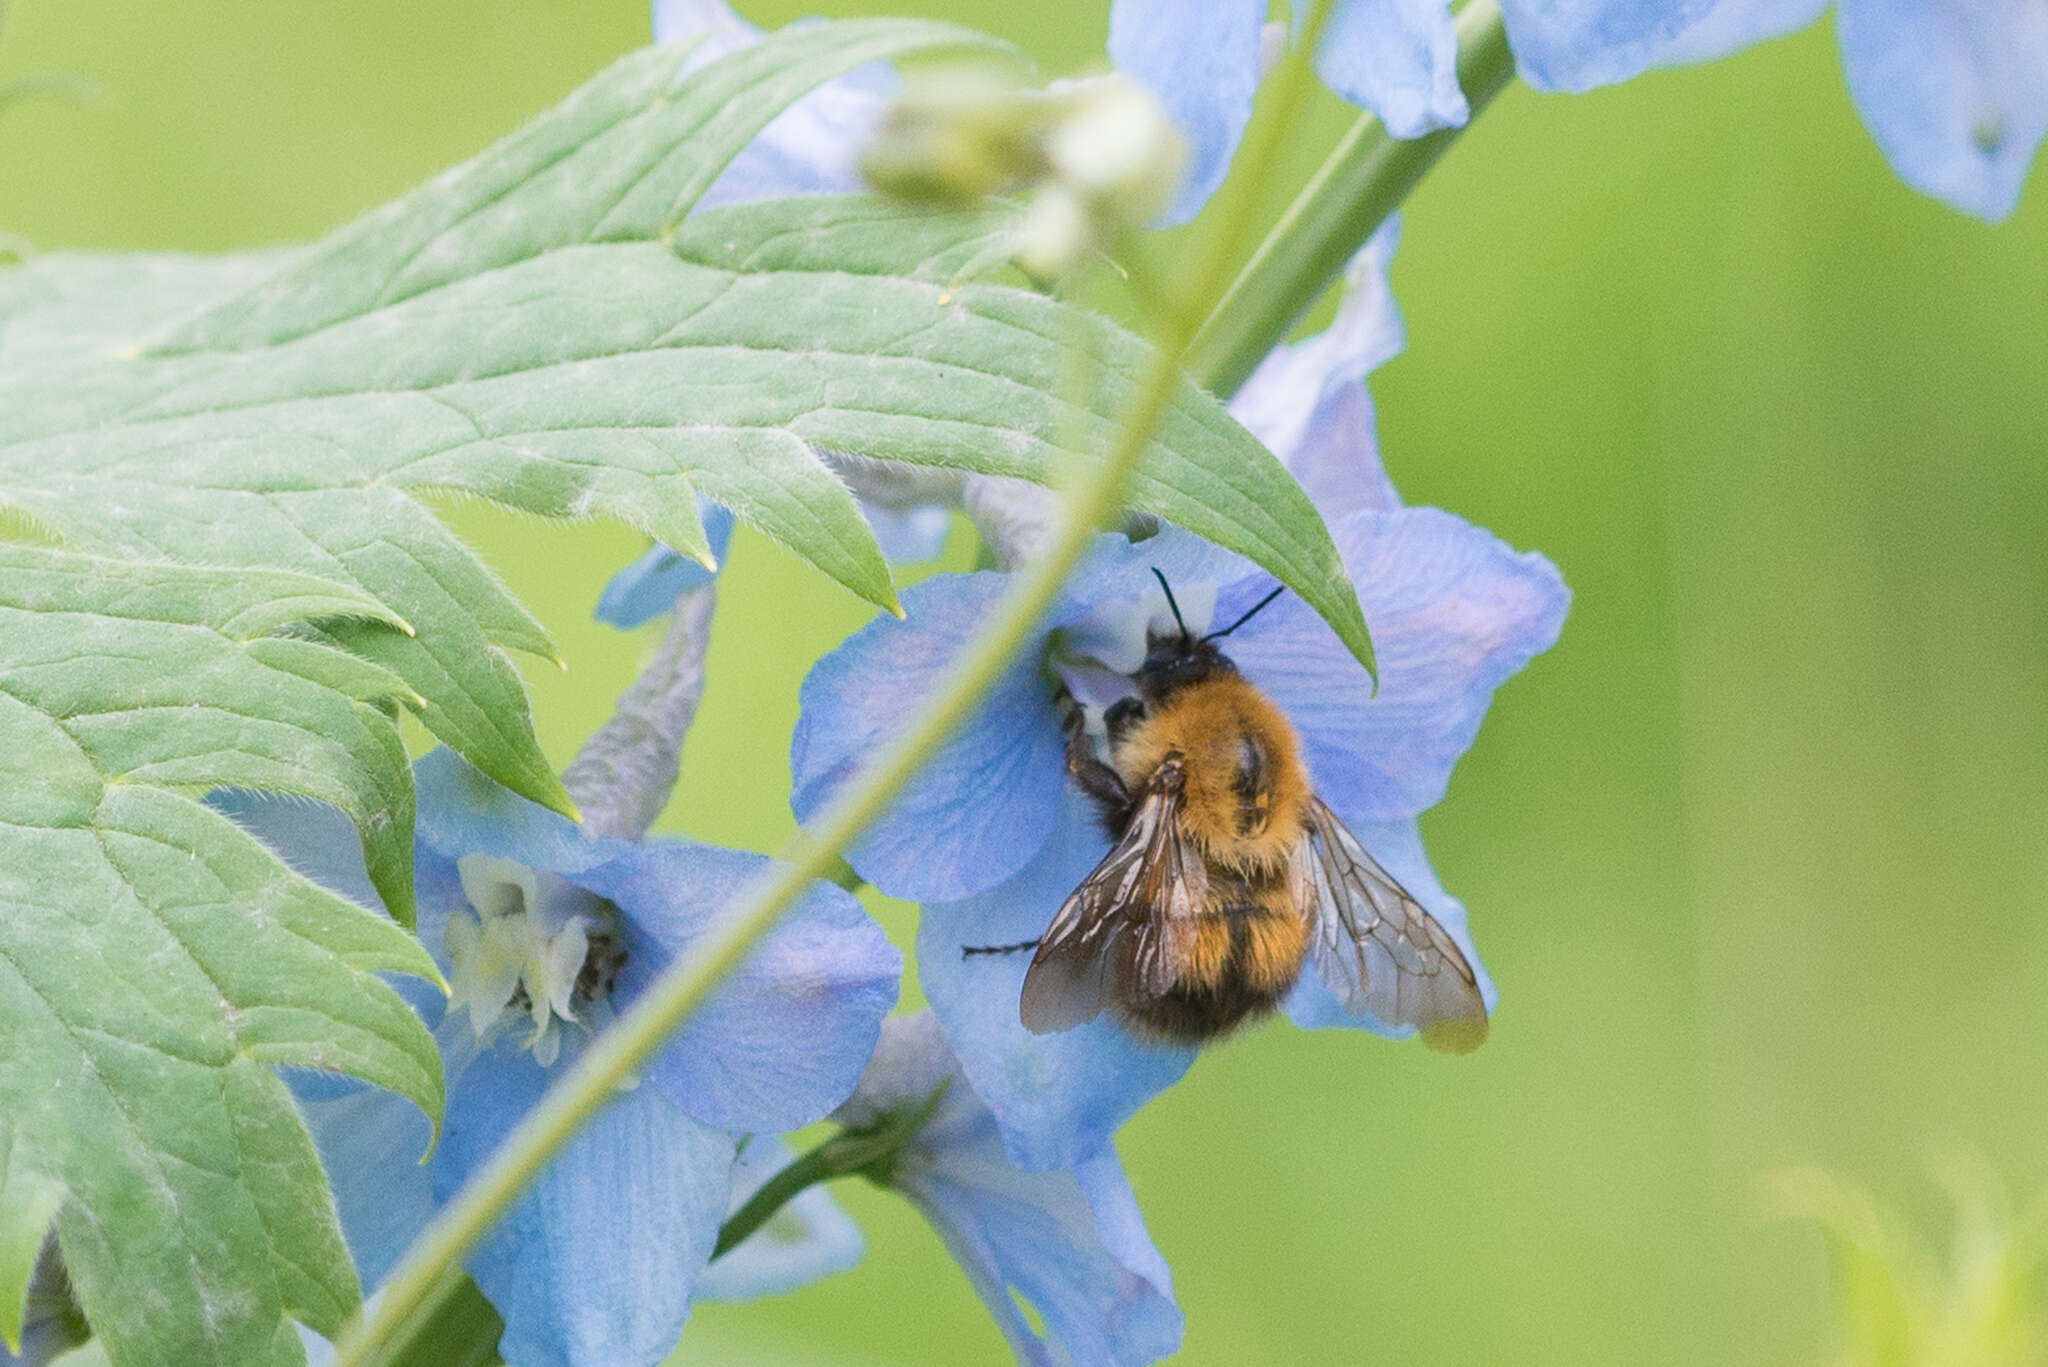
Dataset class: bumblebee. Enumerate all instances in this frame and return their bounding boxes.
[976,572,1488,1053]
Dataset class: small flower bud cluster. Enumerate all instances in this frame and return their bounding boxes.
[861,67,1185,277]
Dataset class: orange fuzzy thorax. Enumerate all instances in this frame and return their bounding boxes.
[1110,674,1311,874]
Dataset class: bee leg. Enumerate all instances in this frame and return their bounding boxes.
[1054,686,1136,829]
[1066,730,1134,831]
[961,939,1041,957]
[1103,695,1145,747]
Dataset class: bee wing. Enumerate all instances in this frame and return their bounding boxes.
[1299,796,1489,1054]
[1020,757,1208,1035]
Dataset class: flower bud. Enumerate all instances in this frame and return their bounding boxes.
[862,67,1186,278]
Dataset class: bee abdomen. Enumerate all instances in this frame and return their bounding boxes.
[1122,892,1308,1045]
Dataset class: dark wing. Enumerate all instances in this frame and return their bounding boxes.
[1298,796,1489,1054]
[1020,755,1208,1034]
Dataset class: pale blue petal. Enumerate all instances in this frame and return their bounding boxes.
[440,1049,735,1367]
[1651,0,1827,66]
[296,1081,436,1289]
[910,1081,1179,1364]
[1282,817,1497,1032]
[695,60,893,211]
[1837,0,2048,221]
[594,502,736,629]
[693,1136,865,1302]
[1229,220,1404,521]
[1219,506,1568,825]
[206,790,388,915]
[791,572,1068,902]
[592,840,899,1133]
[917,792,1197,1172]
[1317,0,1468,137]
[656,0,893,211]
[413,749,624,885]
[1108,0,1267,223]
[651,0,748,45]
[1056,527,1256,674]
[1499,0,1723,92]
[860,499,953,565]
[844,1014,1181,1366]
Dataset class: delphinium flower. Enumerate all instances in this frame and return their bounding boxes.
[791,227,1568,1168]
[222,746,899,1367]
[1111,0,2046,222]
[831,1012,1182,1366]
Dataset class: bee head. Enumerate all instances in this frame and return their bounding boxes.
[1136,570,1284,703]
[1136,632,1236,702]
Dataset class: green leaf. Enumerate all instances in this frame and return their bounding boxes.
[0,18,1369,1364]
[0,548,443,1366]
[668,195,1376,664]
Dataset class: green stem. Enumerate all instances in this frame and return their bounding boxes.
[1186,0,1514,398]
[711,1145,844,1261]
[338,12,1336,1366]
[377,1278,505,1367]
[712,1085,948,1260]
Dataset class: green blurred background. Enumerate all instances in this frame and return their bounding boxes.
[4,1,2044,1362]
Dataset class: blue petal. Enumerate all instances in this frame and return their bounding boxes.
[1107,0,1267,223]
[439,1048,735,1367]
[1218,506,1568,825]
[844,1014,1182,1366]
[1649,0,1827,66]
[1836,0,2048,221]
[588,840,900,1133]
[1229,220,1405,522]
[860,499,953,565]
[1498,0,1724,92]
[656,0,896,212]
[206,789,389,914]
[917,792,1197,1172]
[1317,0,1468,137]
[651,0,748,45]
[296,1080,436,1289]
[693,1135,865,1302]
[412,750,626,886]
[791,572,1068,902]
[594,501,736,629]
[1282,817,1497,1032]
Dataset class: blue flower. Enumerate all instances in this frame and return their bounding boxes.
[1111,0,2045,222]
[836,1013,1182,1366]
[595,499,735,630]
[790,233,1565,1168]
[221,748,899,1367]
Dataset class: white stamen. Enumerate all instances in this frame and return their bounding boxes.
[447,854,612,1064]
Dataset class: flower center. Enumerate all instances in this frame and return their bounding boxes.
[445,854,626,1067]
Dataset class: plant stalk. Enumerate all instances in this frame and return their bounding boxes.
[1187,0,1515,398]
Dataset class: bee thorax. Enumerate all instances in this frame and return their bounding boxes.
[1112,674,1308,874]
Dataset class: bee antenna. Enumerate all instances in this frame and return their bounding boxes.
[1203,585,1286,642]
[1150,567,1191,643]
